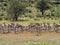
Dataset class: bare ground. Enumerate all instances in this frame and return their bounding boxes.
[0,32,60,42]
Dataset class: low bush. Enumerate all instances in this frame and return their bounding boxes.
[4,15,11,20]
[0,16,3,20]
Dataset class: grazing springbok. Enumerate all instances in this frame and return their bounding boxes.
[53,23,60,33]
[0,22,60,34]
[35,23,42,35]
[28,23,35,33]
[1,23,6,34]
[47,23,51,32]
[43,23,47,31]
[0,24,3,33]
[7,24,11,33]
[14,24,20,33]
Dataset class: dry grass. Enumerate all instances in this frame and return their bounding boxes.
[0,32,60,45]
[1,32,60,41]
[0,19,60,45]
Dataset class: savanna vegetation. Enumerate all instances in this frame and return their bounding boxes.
[0,0,60,45]
[0,0,60,21]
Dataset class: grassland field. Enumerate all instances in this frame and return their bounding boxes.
[0,17,60,26]
[0,18,60,45]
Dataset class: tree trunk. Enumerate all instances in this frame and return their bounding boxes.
[15,17,18,21]
[15,14,18,21]
[12,16,18,21]
[42,10,44,16]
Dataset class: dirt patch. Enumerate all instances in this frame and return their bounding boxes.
[0,32,60,41]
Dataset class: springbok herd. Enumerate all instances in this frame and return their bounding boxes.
[0,23,60,34]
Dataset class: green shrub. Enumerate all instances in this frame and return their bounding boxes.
[36,13,42,17]
[34,18,40,21]
[4,15,11,20]
[0,16,3,20]
[29,15,33,18]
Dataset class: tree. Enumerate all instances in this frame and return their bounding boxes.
[7,1,27,21]
[35,0,51,16]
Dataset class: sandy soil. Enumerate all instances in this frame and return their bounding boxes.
[0,32,60,42]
